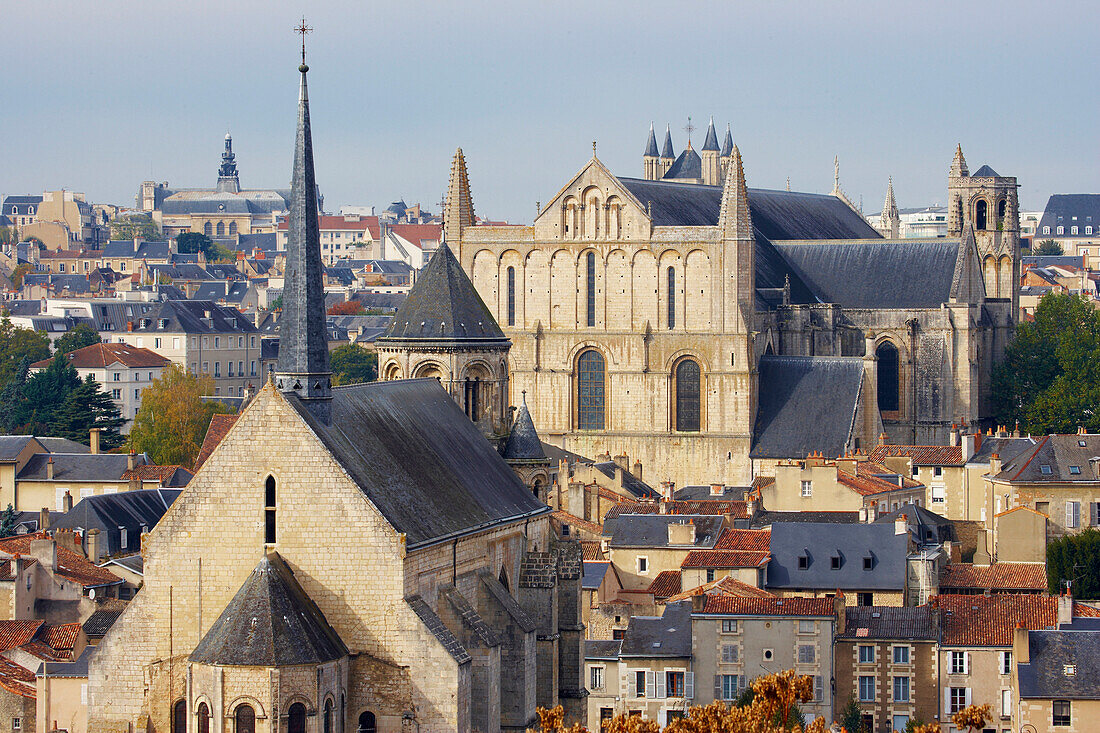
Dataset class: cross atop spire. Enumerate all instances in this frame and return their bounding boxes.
[683,116,695,147]
[833,155,840,195]
[295,17,312,69]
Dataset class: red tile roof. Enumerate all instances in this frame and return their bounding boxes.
[940,563,1047,591]
[714,529,770,551]
[857,460,923,489]
[550,511,604,536]
[41,622,81,655]
[936,594,1058,646]
[837,470,909,497]
[0,621,44,652]
[32,342,172,369]
[868,445,965,466]
[0,532,121,589]
[193,413,239,471]
[0,658,35,699]
[603,500,747,521]
[1074,602,1100,617]
[646,571,682,599]
[702,596,835,616]
[121,464,192,484]
[389,223,442,245]
[580,541,603,561]
[662,576,774,604]
[681,549,770,569]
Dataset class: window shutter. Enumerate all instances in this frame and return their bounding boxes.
[814,675,823,702]
[714,675,722,700]
[1091,502,1099,527]
[965,687,972,706]
[628,672,637,698]
[685,672,694,699]
[656,672,667,699]
[944,687,952,714]
[738,674,747,691]
[645,671,656,699]
[964,652,970,674]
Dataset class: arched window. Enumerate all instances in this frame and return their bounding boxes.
[577,350,605,430]
[506,266,516,326]
[358,712,377,733]
[532,477,543,500]
[265,476,276,545]
[197,702,211,733]
[203,222,213,236]
[288,703,307,733]
[876,341,900,412]
[324,699,334,733]
[235,704,256,733]
[229,221,238,236]
[464,377,480,421]
[216,221,225,237]
[172,700,187,733]
[675,359,701,432]
[667,266,676,330]
[585,251,596,327]
[975,199,988,231]
[997,198,1007,222]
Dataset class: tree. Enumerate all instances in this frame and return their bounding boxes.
[0,316,50,391]
[0,505,19,537]
[330,344,377,385]
[268,295,283,312]
[109,213,161,241]
[1035,239,1064,256]
[49,375,126,449]
[991,292,1100,435]
[54,324,101,355]
[838,696,865,733]
[128,364,234,466]
[0,226,17,245]
[1047,528,1100,598]
[176,231,216,259]
[10,263,33,290]
[328,300,366,316]
[10,352,82,434]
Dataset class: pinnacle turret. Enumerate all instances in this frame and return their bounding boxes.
[444,148,475,247]
[644,124,659,158]
[720,124,734,157]
[950,144,969,178]
[718,145,753,240]
[661,124,675,160]
[880,177,900,239]
[701,117,720,152]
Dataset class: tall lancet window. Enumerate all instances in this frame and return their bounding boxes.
[585,251,596,327]
[667,266,676,329]
[578,349,606,430]
[675,359,701,432]
[876,342,900,412]
[506,266,516,326]
[264,475,276,544]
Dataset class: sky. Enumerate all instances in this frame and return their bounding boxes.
[4,1,1097,223]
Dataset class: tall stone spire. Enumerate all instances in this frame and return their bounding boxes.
[950,143,969,178]
[661,124,675,159]
[718,145,753,241]
[643,124,660,180]
[880,177,900,239]
[720,124,734,158]
[444,148,474,250]
[644,123,659,157]
[276,43,332,421]
[701,117,720,152]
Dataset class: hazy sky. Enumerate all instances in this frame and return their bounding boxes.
[4,1,1097,223]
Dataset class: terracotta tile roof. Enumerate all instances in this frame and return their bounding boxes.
[702,596,835,616]
[1074,602,1100,617]
[940,563,1047,591]
[646,571,682,599]
[714,529,770,551]
[994,505,1049,519]
[937,594,1058,646]
[0,658,35,699]
[681,549,770,569]
[857,460,923,489]
[41,622,81,655]
[550,510,604,536]
[868,445,965,466]
[0,621,44,652]
[389,223,443,245]
[603,499,747,520]
[193,412,239,471]
[580,541,603,561]
[662,576,774,604]
[31,342,172,369]
[837,470,908,497]
[0,557,37,580]
[120,464,191,483]
[0,532,121,589]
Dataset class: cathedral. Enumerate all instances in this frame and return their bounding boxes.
[449,120,1019,486]
[90,55,583,733]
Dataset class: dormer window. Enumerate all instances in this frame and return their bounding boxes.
[1041,465,1053,475]
[1069,466,1081,475]
[1079,440,1087,447]
[863,554,875,571]
[830,555,841,570]
[798,554,810,570]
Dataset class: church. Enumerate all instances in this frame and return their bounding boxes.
[89,54,583,733]
[448,120,1019,486]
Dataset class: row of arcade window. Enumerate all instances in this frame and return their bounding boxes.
[202,221,239,237]
[577,349,700,432]
[174,701,377,733]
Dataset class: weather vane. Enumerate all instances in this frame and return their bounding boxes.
[295,17,312,67]
[683,116,695,146]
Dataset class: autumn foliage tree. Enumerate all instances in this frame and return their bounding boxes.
[328,300,366,316]
[128,364,234,466]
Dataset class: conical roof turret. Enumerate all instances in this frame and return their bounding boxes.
[503,393,547,461]
[644,124,659,157]
[661,124,675,159]
[702,117,720,152]
[720,124,734,157]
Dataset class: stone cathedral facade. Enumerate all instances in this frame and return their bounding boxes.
[449,121,1017,486]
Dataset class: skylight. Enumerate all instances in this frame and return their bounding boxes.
[1069,466,1081,475]
[1040,465,1053,475]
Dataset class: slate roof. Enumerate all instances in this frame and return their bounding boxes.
[673,485,750,501]
[995,434,1100,483]
[619,601,692,658]
[701,596,835,616]
[970,164,1001,178]
[38,643,96,679]
[750,510,860,527]
[701,120,720,152]
[590,463,657,499]
[379,244,506,342]
[721,126,734,157]
[2,195,43,215]
[406,594,471,664]
[661,126,675,159]
[663,148,702,180]
[585,639,623,660]
[940,563,1047,592]
[190,553,347,666]
[127,300,257,335]
[1018,629,1100,699]
[606,515,724,549]
[0,436,42,461]
[1037,194,1100,236]
[765,522,907,591]
[287,379,549,549]
[875,503,956,545]
[838,606,938,640]
[751,356,864,460]
[937,594,1057,646]
[51,488,182,557]
[16,452,149,482]
[503,399,546,461]
[644,126,659,157]
[581,560,610,591]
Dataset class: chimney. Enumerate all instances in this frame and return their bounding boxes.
[39,507,50,531]
[62,490,73,513]
[745,497,755,517]
[878,432,890,446]
[126,320,133,331]
[990,452,1002,477]
[949,423,960,447]
[691,594,706,613]
[834,592,847,634]
[29,537,58,571]
[710,483,724,497]
[127,451,136,472]
[859,507,867,523]
[89,428,101,454]
[1079,426,1087,436]
[1058,588,1074,627]
[866,505,877,523]
[633,460,643,480]
[12,554,23,578]
[962,433,977,462]
[46,457,54,481]
[87,528,101,564]
[613,453,629,471]
[1013,622,1030,665]
[895,513,908,536]
[659,497,669,515]
[973,529,992,566]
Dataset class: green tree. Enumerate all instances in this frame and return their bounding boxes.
[992,292,1100,434]
[839,696,865,733]
[11,352,82,434]
[53,324,101,355]
[9,263,33,290]
[109,213,161,241]
[128,364,234,466]
[176,231,215,258]
[1047,528,1100,598]
[49,375,126,449]
[268,295,283,312]
[330,344,377,385]
[0,316,51,393]
[1035,238,1064,256]
[0,505,19,537]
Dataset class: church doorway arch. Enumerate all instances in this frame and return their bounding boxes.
[358,711,378,733]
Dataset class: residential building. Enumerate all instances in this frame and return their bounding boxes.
[29,343,172,428]
[758,453,925,515]
[691,595,836,722]
[1035,194,1100,269]
[37,645,97,733]
[605,514,727,594]
[677,527,770,589]
[50,488,184,565]
[277,213,380,264]
[835,606,939,733]
[2,195,42,228]
[0,531,123,618]
[0,619,87,732]
[1014,618,1100,733]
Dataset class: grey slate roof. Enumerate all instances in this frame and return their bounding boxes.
[966,436,1037,467]
[39,644,96,678]
[750,510,860,528]
[1037,194,1100,236]
[592,462,657,499]
[875,504,956,546]
[701,120,720,151]
[751,356,864,460]
[52,488,182,557]
[619,601,692,658]
[128,300,257,335]
[585,639,623,660]
[16,453,148,482]
[838,606,938,640]
[644,126,659,157]
[82,604,127,638]
[662,148,702,180]
[765,522,908,591]
[190,553,348,666]
[1021,255,1086,269]
[287,378,549,549]
[582,561,610,591]
[970,164,1000,178]
[995,434,1100,483]
[721,126,734,157]
[503,399,547,461]
[2,195,42,215]
[236,232,278,252]
[0,436,42,461]
[606,514,724,549]
[406,594,471,664]
[1017,629,1100,699]
[771,239,962,308]
[378,244,507,342]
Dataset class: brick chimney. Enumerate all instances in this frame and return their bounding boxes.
[39,507,50,531]
[46,457,54,481]
[29,537,57,571]
[62,490,72,513]
[87,528,101,564]
[1013,621,1030,665]
[89,428,100,455]
[633,460,643,480]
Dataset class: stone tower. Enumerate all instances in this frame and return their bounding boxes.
[374,243,513,443]
[216,132,240,194]
[642,124,660,180]
[700,117,721,186]
[275,58,332,423]
[659,124,675,178]
[880,177,900,239]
